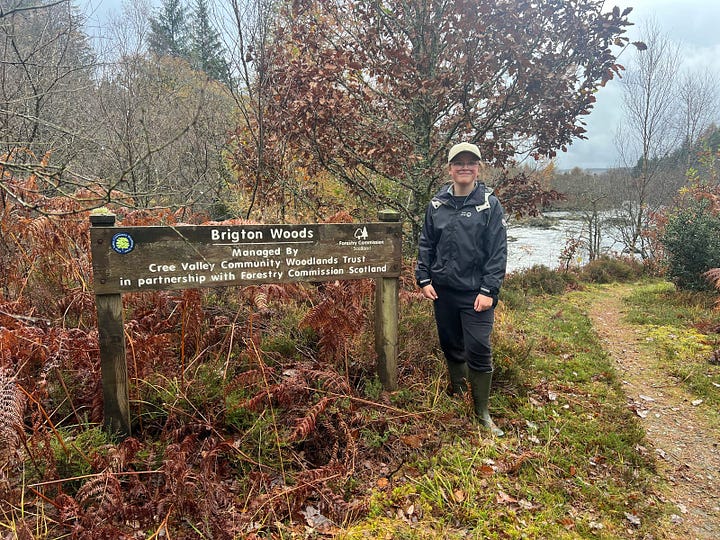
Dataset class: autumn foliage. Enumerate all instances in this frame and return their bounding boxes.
[231,0,636,231]
[0,170,429,537]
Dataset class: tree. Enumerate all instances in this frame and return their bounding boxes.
[188,0,229,82]
[230,0,636,233]
[676,69,720,169]
[614,21,719,259]
[613,22,682,258]
[0,0,101,211]
[222,0,318,221]
[661,178,720,291]
[85,1,235,215]
[148,0,189,58]
[553,167,616,261]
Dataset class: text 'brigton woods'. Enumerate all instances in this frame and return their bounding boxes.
[210,227,314,243]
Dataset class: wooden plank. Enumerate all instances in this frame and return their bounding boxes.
[91,222,401,294]
[375,276,399,391]
[375,210,400,391]
[95,293,131,436]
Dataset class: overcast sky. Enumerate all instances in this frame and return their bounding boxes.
[556,0,720,170]
[84,0,720,171]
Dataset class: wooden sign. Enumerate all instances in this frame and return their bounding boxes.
[91,223,402,294]
[90,213,401,437]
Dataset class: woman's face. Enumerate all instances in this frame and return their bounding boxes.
[448,152,480,187]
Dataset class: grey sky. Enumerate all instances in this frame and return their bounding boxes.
[556,0,720,170]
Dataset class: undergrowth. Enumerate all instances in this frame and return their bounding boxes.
[1,180,711,538]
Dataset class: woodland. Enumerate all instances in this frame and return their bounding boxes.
[2,0,720,538]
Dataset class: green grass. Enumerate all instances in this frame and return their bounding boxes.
[341,287,673,539]
[623,280,720,411]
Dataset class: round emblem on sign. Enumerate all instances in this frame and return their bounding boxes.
[111,233,135,254]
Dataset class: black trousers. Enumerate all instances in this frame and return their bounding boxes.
[433,285,494,373]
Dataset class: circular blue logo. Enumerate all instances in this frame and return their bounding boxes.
[111,233,135,254]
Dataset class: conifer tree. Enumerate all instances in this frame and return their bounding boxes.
[148,0,189,58]
[188,0,229,82]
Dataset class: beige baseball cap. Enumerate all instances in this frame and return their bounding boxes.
[448,142,482,163]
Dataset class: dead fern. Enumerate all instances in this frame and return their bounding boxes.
[0,368,26,469]
[301,280,372,362]
[704,268,720,293]
[289,396,332,442]
[75,470,124,518]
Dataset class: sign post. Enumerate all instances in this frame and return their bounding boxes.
[90,213,131,437]
[375,210,400,390]
[90,212,402,435]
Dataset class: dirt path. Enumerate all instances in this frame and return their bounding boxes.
[588,284,720,539]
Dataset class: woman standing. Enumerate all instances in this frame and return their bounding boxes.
[415,142,508,436]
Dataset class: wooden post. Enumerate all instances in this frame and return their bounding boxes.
[375,209,400,390]
[90,213,131,437]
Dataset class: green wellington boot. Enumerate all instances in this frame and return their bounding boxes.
[446,361,469,395]
[468,369,504,436]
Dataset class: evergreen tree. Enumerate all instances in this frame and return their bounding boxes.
[188,0,229,82]
[149,0,189,58]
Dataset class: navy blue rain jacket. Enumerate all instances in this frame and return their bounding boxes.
[415,182,507,297]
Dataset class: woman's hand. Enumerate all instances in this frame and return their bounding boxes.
[421,284,438,300]
[474,293,494,312]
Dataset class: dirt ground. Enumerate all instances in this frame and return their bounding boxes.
[588,284,720,540]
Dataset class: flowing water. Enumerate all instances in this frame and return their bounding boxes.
[506,211,620,273]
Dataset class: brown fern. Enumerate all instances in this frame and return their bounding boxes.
[289,396,332,442]
[301,280,371,362]
[76,470,124,518]
[0,368,26,468]
[703,268,720,290]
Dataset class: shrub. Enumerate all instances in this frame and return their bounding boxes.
[502,265,577,302]
[580,256,645,284]
[661,185,720,291]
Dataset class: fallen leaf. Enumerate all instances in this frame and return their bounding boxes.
[300,505,336,532]
[453,489,466,503]
[548,391,558,401]
[496,490,517,505]
[518,499,534,510]
[400,435,423,448]
[377,477,389,489]
[624,512,641,527]
[478,464,495,476]
[639,394,655,402]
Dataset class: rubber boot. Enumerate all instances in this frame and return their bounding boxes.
[446,361,468,396]
[468,369,504,436]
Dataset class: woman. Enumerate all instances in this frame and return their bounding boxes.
[415,142,507,436]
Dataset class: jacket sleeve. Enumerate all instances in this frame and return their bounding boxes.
[478,197,507,296]
[415,204,436,287]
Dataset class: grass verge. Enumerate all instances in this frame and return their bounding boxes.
[340,286,670,539]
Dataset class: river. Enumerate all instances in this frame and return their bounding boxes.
[506,211,621,273]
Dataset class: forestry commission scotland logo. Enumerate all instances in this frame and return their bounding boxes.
[111,233,135,254]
